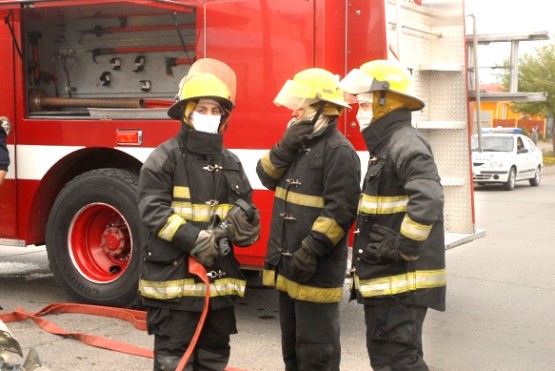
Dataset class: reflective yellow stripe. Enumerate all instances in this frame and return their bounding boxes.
[354,269,446,298]
[262,269,342,303]
[173,186,190,199]
[262,269,276,287]
[400,214,432,241]
[261,151,286,179]
[158,214,186,241]
[139,277,246,300]
[359,194,408,215]
[275,187,325,209]
[313,216,344,245]
[171,202,234,222]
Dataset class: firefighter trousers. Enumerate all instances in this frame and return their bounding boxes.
[278,291,341,371]
[146,306,237,371]
[364,304,428,371]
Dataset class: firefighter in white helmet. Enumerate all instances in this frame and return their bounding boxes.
[137,58,260,371]
[341,59,445,370]
[256,68,361,370]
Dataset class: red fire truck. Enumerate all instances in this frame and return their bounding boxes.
[0,0,481,306]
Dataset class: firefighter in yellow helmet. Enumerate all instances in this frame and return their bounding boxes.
[341,59,445,370]
[256,68,361,370]
[137,58,260,371]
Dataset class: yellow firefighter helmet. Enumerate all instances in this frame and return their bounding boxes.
[341,59,425,111]
[168,58,236,120]
[273,67,350,111]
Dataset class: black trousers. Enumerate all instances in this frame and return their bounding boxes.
[146,306,237,371]
[279,291,341,371]
[364,304,428,371]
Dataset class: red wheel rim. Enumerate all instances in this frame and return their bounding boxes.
[68,203,132,283]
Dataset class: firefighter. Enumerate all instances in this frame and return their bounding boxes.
[256,68,361,370]
[340,59,446,370]
[0,117,9,186]
[137,58,261,371]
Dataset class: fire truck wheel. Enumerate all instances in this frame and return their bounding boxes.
[46,168,142,307]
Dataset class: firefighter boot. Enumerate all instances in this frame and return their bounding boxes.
[153,354,181,371]
[195,348,228,371]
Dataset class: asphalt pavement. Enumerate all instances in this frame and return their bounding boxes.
[1,171,555,370]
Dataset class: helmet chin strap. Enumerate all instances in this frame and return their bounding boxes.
[310,101,325,125]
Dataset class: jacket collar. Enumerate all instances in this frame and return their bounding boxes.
[178,124,223,156]
[361,109,412,154]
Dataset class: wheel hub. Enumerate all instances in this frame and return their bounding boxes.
[101,226,125,256]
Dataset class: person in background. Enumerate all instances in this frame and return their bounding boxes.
[531,125,539,145]
[256,67,361,370]
[137,58,260,371]
[0,117,10,186]
[341,59,446,370]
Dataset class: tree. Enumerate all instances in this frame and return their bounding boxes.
[498,44,555,151]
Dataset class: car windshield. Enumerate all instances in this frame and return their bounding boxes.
[471,136,513,152]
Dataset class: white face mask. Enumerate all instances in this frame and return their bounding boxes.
[190,111,221,134]
[356,110,373,132]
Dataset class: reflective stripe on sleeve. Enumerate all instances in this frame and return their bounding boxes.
[354,269,446,297]
[400,214,432,241]
[139,277,246,300]
[359,194,408,215]
[312,216,345,245]
[260,151,286,179]
[158,214,186,241]
[275,187,325,209]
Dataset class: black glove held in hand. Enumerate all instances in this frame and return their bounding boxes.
[226,208,261,247]
[191,230,219,267]
[279,121,313,153]
[291,241,318,283]
[367,224,421,261]
[366,224,402,261]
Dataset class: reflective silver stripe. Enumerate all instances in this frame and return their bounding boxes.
[354,269,446,297]
[139,278,246,300]
[400,214,432,241]
[158,214,186,241]
[171,202,234,222]
[358,194,408,215]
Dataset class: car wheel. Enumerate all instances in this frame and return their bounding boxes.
[529,166,541,186]
[503,167,516,191]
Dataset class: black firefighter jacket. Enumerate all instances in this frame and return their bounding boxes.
[0,126,9,172]
[137,126,255,312]
[352,109,446,311]
[256,120,361,303]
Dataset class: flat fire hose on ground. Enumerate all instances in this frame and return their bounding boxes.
[0,257,246,371]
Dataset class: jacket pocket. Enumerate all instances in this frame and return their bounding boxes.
[143,237,185,264]
[222,164,252,197]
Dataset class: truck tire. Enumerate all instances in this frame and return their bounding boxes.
[46,168,142,307]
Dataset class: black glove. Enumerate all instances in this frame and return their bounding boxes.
[291,241,318,283]
[366,224,401,261]
[190,230,219,267]
[226,208,261,247]
[367,224,421,262]
[278,121,313,153]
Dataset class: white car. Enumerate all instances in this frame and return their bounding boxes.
[471,128,543,190]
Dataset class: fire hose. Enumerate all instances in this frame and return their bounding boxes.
[0,258,227,371]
